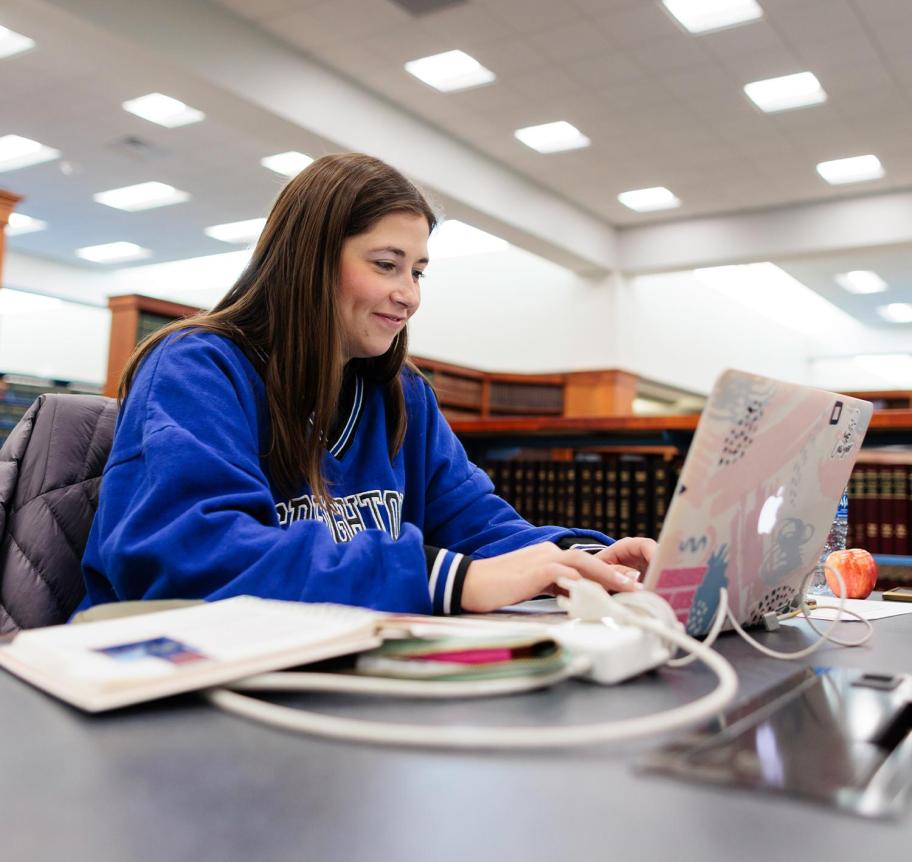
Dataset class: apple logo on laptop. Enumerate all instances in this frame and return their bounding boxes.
[757,486,785,535]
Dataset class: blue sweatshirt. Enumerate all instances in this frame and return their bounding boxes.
[80,331,613,615]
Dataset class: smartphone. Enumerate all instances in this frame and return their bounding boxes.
[882,586,912,603]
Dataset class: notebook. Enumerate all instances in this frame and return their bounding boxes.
[642,369,873,636]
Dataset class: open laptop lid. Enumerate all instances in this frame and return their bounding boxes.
[642,369,873,636]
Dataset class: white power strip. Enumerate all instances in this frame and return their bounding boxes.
[548,618,674,684]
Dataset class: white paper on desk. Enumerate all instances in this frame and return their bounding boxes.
[793,597,912,622]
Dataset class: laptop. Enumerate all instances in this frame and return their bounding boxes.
[642,369,873,636]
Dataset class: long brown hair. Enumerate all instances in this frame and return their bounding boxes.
[119,153,437,502]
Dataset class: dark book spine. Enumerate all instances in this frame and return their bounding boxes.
[632,456,651,538]
[653,458,670,540]
[577,458,594,530]
[564,462,577,527]
[863,465,880,553]
[617,457,632,539]
[894,466,909,556]
[879,465,895,555]
[593,458,606,536]
[604,454,619,538]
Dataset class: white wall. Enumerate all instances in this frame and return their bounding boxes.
[2,246,909,394]
[0,290,110,384]
[412,245,619,373]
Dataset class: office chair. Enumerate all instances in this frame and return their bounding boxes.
[0,393,117,635]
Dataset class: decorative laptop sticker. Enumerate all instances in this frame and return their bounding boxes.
[651,371,869,636]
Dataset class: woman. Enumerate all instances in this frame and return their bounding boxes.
[80,153,654,616]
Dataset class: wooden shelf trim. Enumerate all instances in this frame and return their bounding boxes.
[451,409,912,437]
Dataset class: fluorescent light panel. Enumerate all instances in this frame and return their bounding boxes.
[835,270,887,295]
[405,49,495,92]
[514,121,590,154]
[744,71,826,112]
[877,303,912,324]
[6,212,46,235]
[122,93,205,128]
[662,0,763,34]
[0,24,35,58]
[94,181,190,211]
[428,220,509,259]
[205,217,267,244]
[618,186,681,212]
[260,151,314,177]
[76,242,151,264]
[816,154,884,185]
[0,134,60,172]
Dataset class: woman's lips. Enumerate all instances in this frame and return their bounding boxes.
[373,313,405,328]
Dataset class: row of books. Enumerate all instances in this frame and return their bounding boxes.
[848,462,911,556]
[480,451,912,557]
[479,452,682,542]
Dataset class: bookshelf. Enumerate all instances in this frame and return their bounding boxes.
[105,294,202,397]
[0,188,22,288]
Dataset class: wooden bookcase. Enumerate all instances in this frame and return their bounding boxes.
[410,357,642,421]
[0,188,23,289]
[104,294,202,397]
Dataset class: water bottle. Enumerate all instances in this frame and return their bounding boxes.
[808,487,849,596]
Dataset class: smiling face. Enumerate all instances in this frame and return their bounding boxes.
[337,211,430,362]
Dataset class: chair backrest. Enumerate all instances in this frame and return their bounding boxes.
[0,393,117,634]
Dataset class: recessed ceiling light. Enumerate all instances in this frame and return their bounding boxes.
[877,303,912,324]
[0,24,35,58]
[0,134,60,172]
[514,121,590,154]
[6,212,47,236]
[816,154,884,185]
[744,71,826,112]
[661,0,763,34]
[617,186,681,212]
[204,217,267,244]
[76,241,151,264]
[260,151,314,177]
[122,93,205,128]
[853,353,912,386]
[428,220,509,259]
[404,49,495,92]
[93,181,190,212]
[834,270,888,295]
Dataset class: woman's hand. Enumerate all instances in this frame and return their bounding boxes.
[592,537,656,579]
[460,541,649,614]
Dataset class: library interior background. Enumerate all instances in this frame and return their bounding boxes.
[1,0,912,581]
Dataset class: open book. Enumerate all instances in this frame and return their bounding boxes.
[0,597,383,712]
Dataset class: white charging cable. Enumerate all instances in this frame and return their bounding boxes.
[667,563,873,666]
[205,584,738,750]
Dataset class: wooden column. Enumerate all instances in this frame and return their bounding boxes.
[0,189,24,288]
[563,369,639,417]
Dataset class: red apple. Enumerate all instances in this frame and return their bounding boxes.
[824,548,878,599]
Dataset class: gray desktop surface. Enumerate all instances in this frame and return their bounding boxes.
[2,612,910,862]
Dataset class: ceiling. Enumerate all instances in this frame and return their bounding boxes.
[1,0,911,331]
[216,0,912,224]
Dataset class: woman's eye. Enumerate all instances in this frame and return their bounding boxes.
[374,261,396,271]
[413,270,425,281]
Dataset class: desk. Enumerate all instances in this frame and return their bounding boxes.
[2,610,910,862]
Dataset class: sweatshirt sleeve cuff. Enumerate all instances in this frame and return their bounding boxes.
[425,546,472,615]
[555,537,612,553]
